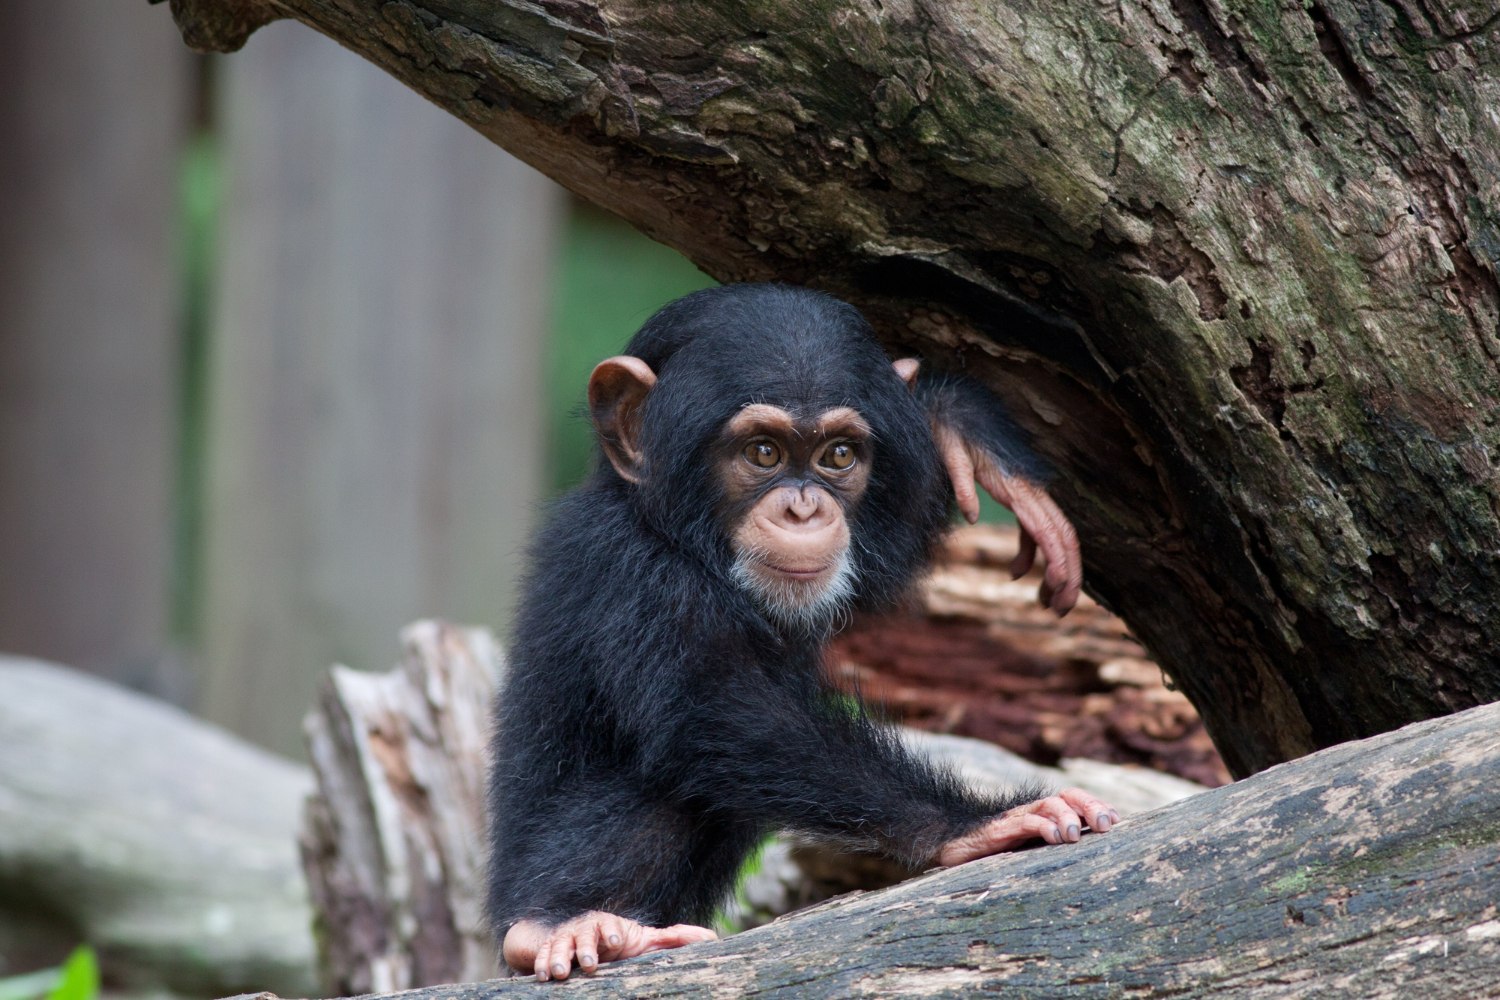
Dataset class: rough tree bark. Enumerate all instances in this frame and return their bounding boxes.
[161,0,1500,778]
[256,699,1500,998]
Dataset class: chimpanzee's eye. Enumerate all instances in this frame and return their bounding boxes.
[820,442,856,471]
[744,440,782,468]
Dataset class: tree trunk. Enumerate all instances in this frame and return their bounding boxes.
[161,0,1500,778]
[252,699,1500,998]
[300,622,503,995]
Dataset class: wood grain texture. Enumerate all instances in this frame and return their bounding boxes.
[301,621,503,995]
[830,524,1230,788]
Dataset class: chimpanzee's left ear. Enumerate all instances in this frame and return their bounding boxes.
[892,358,921,389]
[588,356,657,484]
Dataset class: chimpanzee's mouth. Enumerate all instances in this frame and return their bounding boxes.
[764,564,832,581]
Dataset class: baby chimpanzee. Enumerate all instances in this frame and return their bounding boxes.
[487,284,1115,980]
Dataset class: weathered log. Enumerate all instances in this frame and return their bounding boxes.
[160,0,1500,778]
[732,730,1206,925]
[300,622,504,995]
[0,656,317,997]
[270,699,1500,998]
[830,524,1231,787]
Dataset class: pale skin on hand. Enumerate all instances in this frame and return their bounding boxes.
[503,912,717,981]
[932,422,1084,616]
[889,357,1083,617]
[933,787,1120,867]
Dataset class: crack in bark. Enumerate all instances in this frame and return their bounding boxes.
[1229,340,1326,439]
[1098,202,1228,322]
[1164,0,1271,97]
[1307,2,1376,103]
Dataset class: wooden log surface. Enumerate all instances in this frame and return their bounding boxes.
[300,622,504,995]
[280,699,1500,998]
[830,525,1231,788]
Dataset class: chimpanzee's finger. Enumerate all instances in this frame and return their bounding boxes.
[596,914,627,959]
[533,938,554,983]
[546,930,577,981]
[1012,528,1038,579]
[574,920,603,974]
[935,427,982,524]
[1027,795,1085,843]
[1006,480,1081,614]
[641,924,718,954]
[1058,787,1120,833]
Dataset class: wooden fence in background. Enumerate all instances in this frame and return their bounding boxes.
[0,1,559,759]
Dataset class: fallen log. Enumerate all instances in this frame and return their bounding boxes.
[0,656,318,997]
[287,698,1499,998]
[830,524,1231,788]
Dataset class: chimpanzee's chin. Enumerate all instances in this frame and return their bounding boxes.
[731,551,855,635]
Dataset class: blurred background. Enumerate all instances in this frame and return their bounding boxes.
[0,4,711,760]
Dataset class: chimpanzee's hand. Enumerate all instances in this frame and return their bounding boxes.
[934,788,1120,867]
[504,912,717,982]
[932,424,1082,615]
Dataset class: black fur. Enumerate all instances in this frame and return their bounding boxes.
[914,370,1053,483]
[486,284,1042,934]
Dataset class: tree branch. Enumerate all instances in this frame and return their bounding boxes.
[161,1,1500,775]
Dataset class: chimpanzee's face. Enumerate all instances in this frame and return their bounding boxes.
[587,283,950,627]
[713,401,874,629]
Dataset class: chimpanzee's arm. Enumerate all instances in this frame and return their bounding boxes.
[914,372,1052,483]
[663,665,1109,868]
[914,370,1083,614]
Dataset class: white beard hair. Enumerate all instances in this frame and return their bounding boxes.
[730,547,857,636]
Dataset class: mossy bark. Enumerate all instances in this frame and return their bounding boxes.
[166,0,1500,777]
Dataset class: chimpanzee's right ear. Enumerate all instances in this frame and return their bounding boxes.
[588,356,658,484]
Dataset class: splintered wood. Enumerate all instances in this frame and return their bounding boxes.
[300,621,503,995]
[827,524,1230,788]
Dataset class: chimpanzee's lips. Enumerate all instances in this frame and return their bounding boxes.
[764,563,832,580]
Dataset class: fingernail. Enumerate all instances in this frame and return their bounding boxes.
[1095,815,1112,832]
[580,954,595,966]
[552,963,567,976]
[1067,824,1080,841]
[608,934,621,946]
[1050,825,1061,842]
